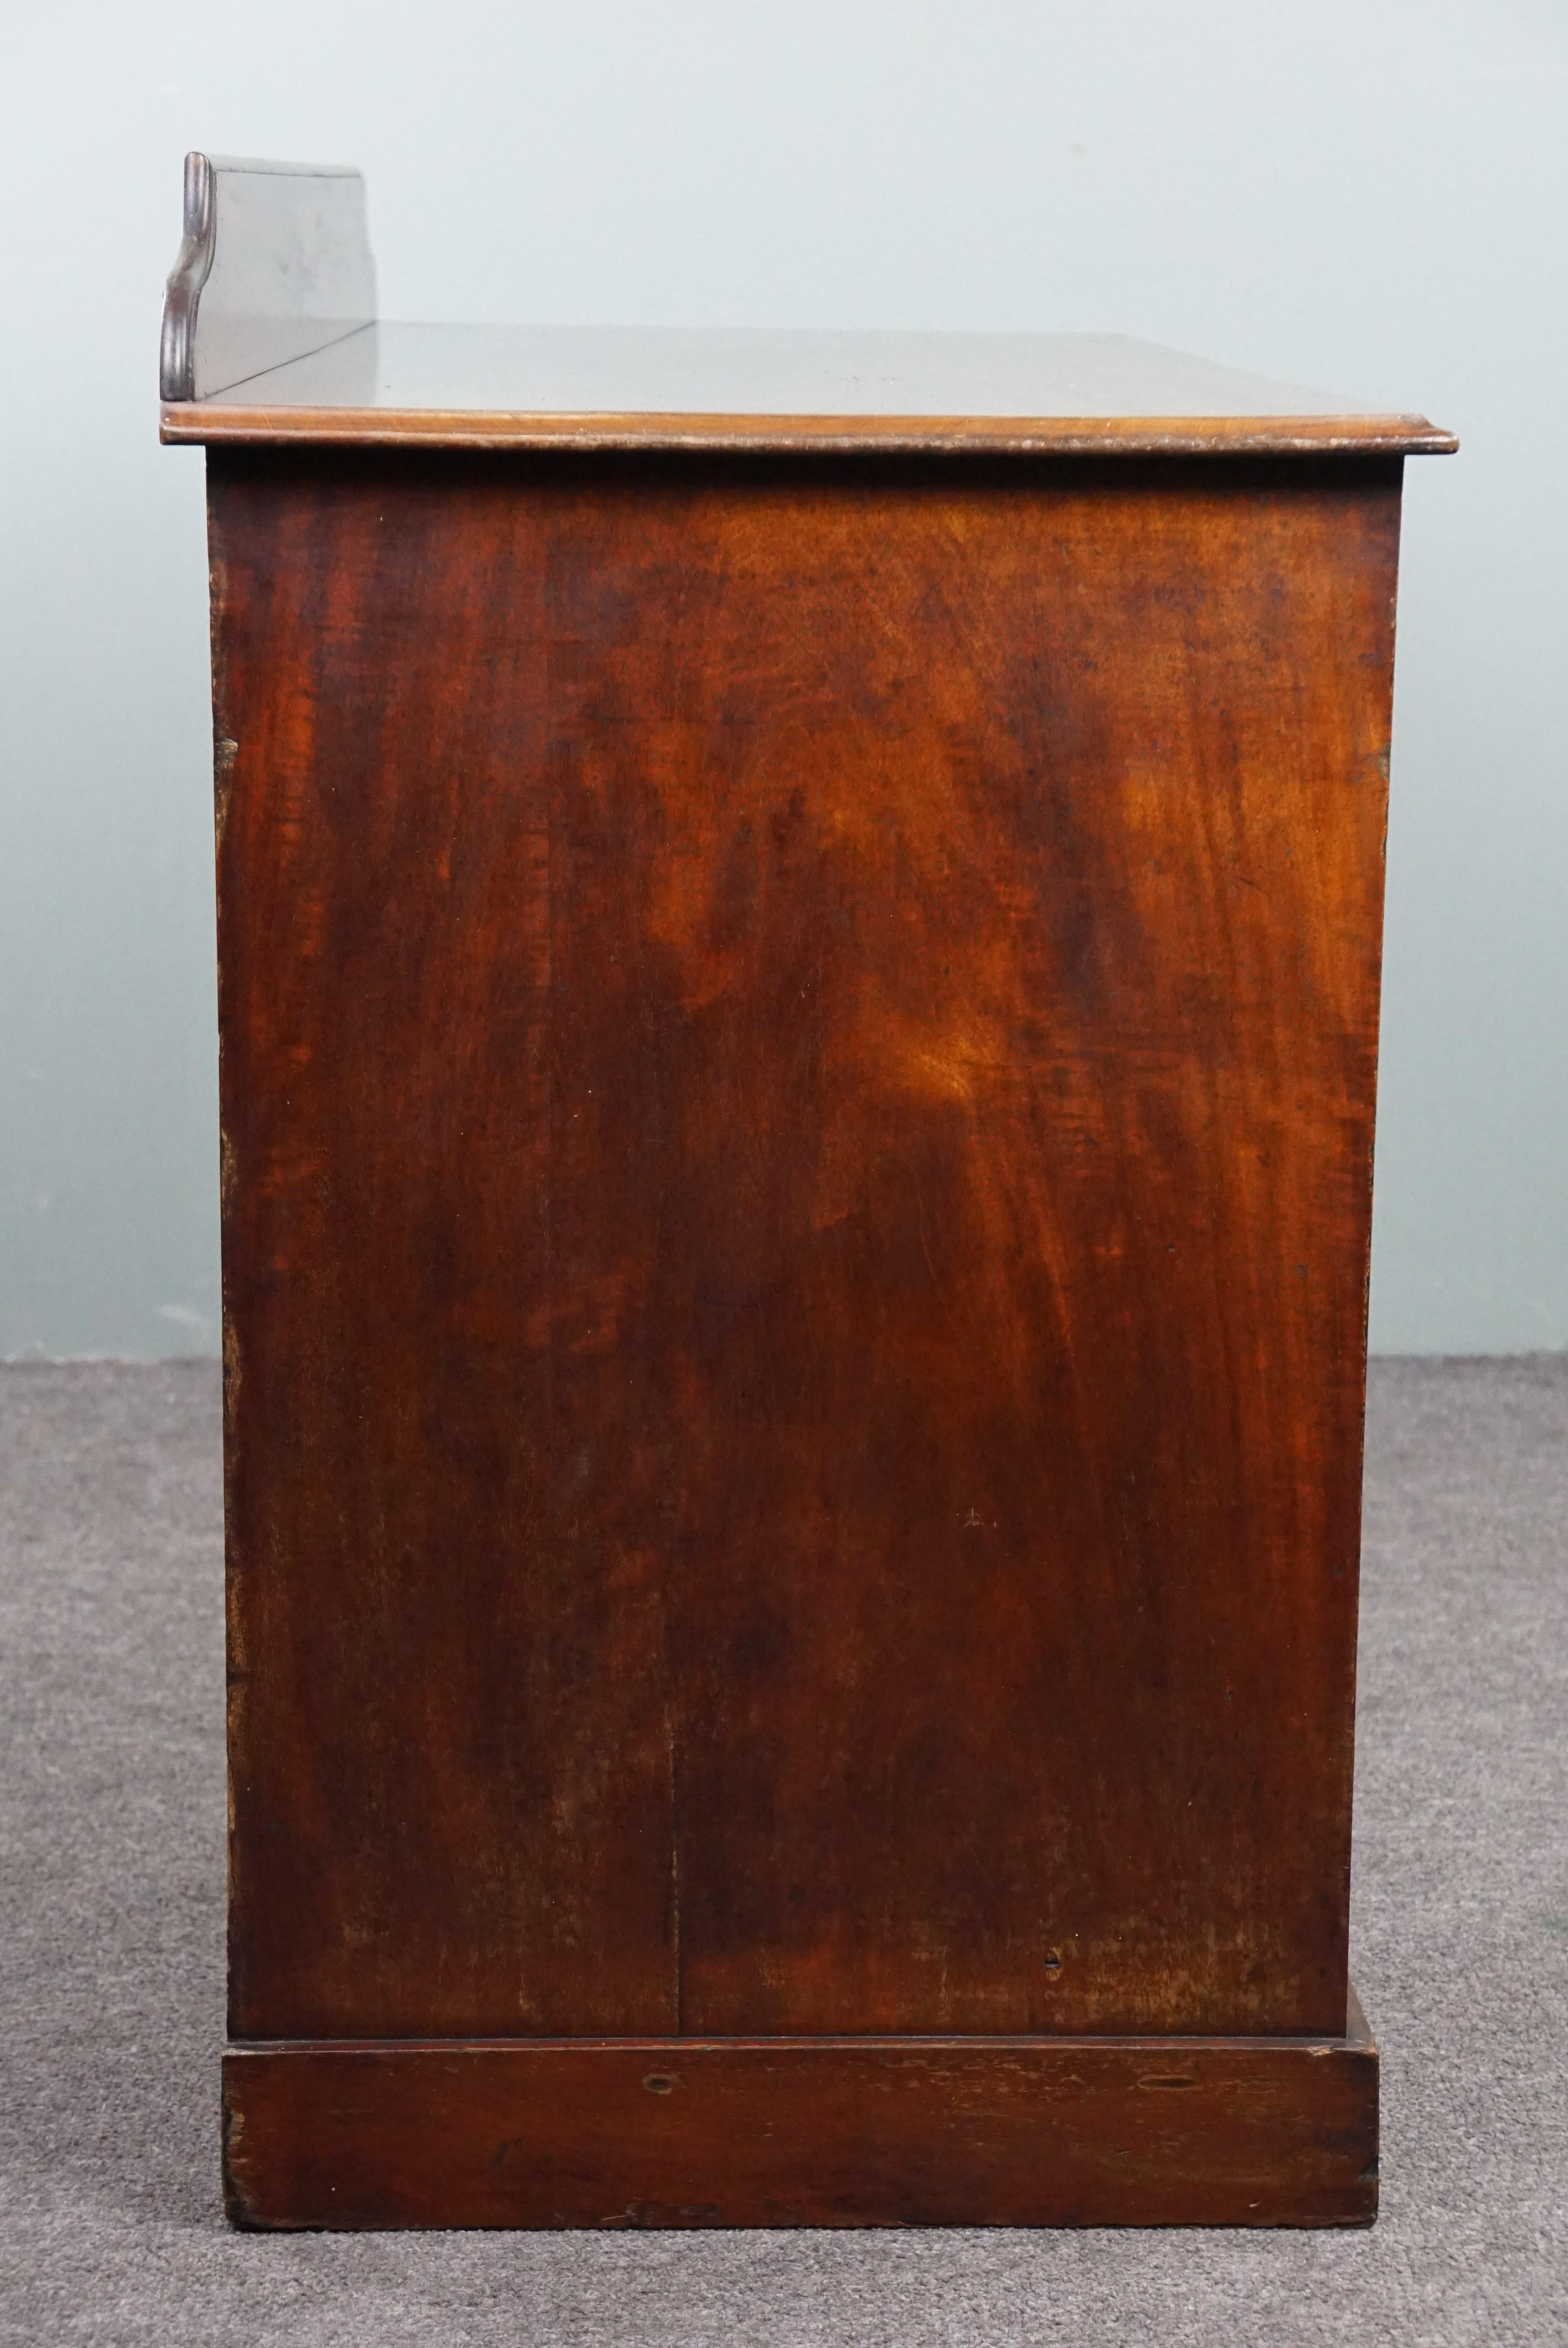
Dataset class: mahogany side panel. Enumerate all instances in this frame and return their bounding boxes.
[222,2001,1379,2230]
[212,451,1399,2045]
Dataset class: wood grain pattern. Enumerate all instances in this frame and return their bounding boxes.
[222,1994,1379,2230]
[213,449,1399,2052]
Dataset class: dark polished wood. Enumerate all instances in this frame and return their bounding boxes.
[169,155,1456,2227]
[223,1994,1379,2231]
[216,447,1394,2051]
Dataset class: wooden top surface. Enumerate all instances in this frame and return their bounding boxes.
[161,322,1456,455]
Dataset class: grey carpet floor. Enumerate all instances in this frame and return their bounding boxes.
[1,1359,1563,2347]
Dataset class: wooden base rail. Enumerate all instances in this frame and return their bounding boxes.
[224,1993,1378,2231]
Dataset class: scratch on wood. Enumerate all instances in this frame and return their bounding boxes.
[668,1716,682,2032]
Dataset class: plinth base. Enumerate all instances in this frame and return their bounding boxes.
[223,1986,1378,2230]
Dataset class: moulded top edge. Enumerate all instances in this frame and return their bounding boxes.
[158,323,1458,457]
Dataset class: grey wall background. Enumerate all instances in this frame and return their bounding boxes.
[2,0,1564,1358]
